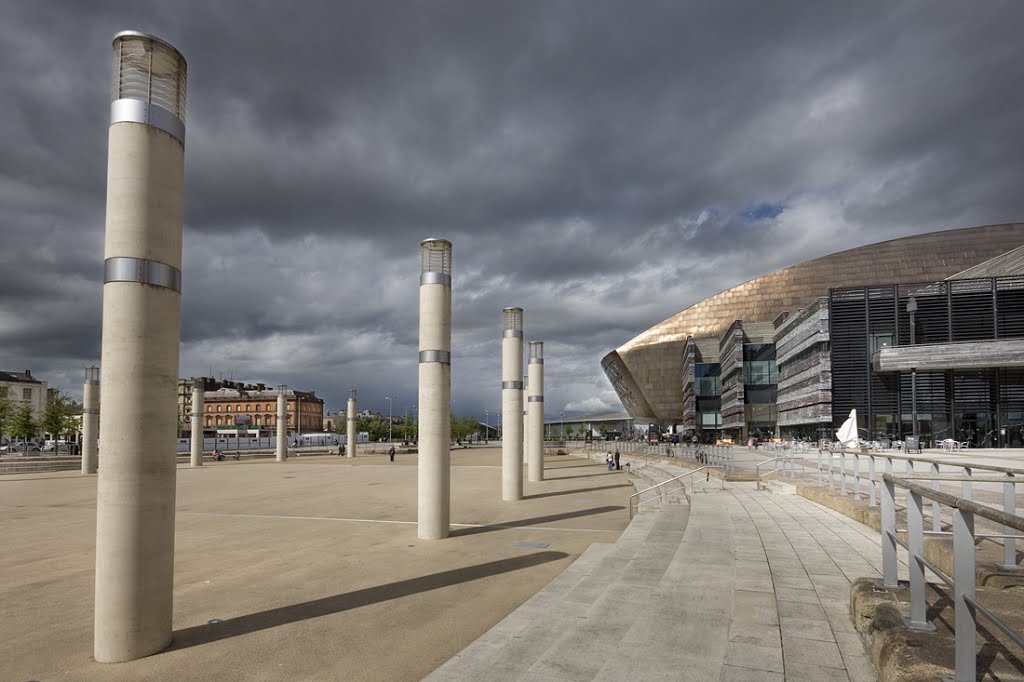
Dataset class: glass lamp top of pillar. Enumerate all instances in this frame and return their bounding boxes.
[84,366,100,382]
[277,384,288,393]
[503,307,523,331]
[420,239,452,275]
[112,31,187,122]
[349,389,357,400]
[529,341,544,359]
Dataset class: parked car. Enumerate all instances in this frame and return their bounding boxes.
[1,440,41,452]
[42,440,70,452]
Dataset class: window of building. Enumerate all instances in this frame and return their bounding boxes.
[217,405,222,412]
[206,417,212,427]
[695,363,721,397]
[870,334,893,353]
[743,344,777,386]
[23,388,32,400]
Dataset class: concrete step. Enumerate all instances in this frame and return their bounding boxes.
[425,502,692,681]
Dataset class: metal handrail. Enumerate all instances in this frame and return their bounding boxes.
[880,473,1024,681]
[628,466,722,518]
[755,455,803,490]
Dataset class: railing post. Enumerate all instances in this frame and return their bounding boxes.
[840,451,847,496]
[881,474,898,588]
[756,463,762,491]
[817,450,823,488]
[952,507,977,682]
[853,452,860,499]
[828,450,835,491]
[1003,474,1018,570]
[931,462,941,533]
[905,490,934,630]
[961,466,973,501]
[868,456,877,507]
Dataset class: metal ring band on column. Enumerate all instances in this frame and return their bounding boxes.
[83,407,100,414]
[503,330,524,338]
[111,99,186,144]
[528,396,544,403]
[419,350,451,364]
[104,257,182,293]
[85,380,100,385]
[529,358,544,364]
[420,272,451,286]
[502,380,524,390]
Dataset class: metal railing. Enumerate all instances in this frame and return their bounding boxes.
[880,473,1024,681]
[628,466,722,518]
[755,455,804,490]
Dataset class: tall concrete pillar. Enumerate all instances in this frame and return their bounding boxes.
[81,366,99,475]
[502,308,524,501]
[528,341,545,482]
[190,383,203,466]
[94,31,187,663]
[276,385,288,462]
[418,238,452,540]
[346,389,356,458]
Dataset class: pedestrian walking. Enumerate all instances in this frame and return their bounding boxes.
[388,445,396,462]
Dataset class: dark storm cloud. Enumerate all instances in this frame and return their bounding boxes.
[2,1,1024,417]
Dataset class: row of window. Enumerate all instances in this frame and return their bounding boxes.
[204,403,320,413]
[0,386,33,400]
[204,414,321,427]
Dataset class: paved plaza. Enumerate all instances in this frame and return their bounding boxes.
[9,445,1021,680]
[2,449,630,681]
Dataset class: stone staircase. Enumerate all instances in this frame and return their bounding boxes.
[426,460,745,681]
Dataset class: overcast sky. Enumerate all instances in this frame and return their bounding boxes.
[2,1,1023,421]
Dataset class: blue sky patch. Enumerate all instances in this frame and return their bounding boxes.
[743,202,785,221]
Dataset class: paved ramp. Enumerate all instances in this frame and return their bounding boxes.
[427,478,882,681]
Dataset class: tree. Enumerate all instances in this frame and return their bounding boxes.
[450,414,477,443]
[0,391,14,444]
[42,390,77,445]
[10,404,38,448]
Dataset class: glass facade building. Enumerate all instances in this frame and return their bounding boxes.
[830,275,1024,448]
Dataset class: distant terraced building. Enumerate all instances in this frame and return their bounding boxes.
[602,223,1024,447]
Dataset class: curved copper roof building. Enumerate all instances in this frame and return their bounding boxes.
[602,223,1024,423]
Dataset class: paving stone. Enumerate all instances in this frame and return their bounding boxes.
[724,642,784,673]
[773,587,820,604]
[781,636,845,669]
[833,631,869,659]
[719,665,785,681]
[780,616,836,642]
[776,600,826,620]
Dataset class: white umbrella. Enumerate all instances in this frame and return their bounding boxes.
[836,409,859,448]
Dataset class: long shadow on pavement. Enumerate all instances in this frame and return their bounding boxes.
[450,505,623,537]
[526,483,633,500]
[168,550,568,650]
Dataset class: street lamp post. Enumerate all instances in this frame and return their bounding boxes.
[560,411,564,439]
[907,295,919,446]
[385,396,394,443]
[484,410,489,444]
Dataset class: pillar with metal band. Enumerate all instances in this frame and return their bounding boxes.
[418,239,452,540]
[346,389,357,458]
[276,385,288,462]
[502,308,524,501]
[82,366,100,475]
[94,31,187,663]
[527,342,545,482]
[190,382,203,467]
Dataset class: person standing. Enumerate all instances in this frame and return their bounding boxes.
[388,445,396,462]
[614,448,621,470]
